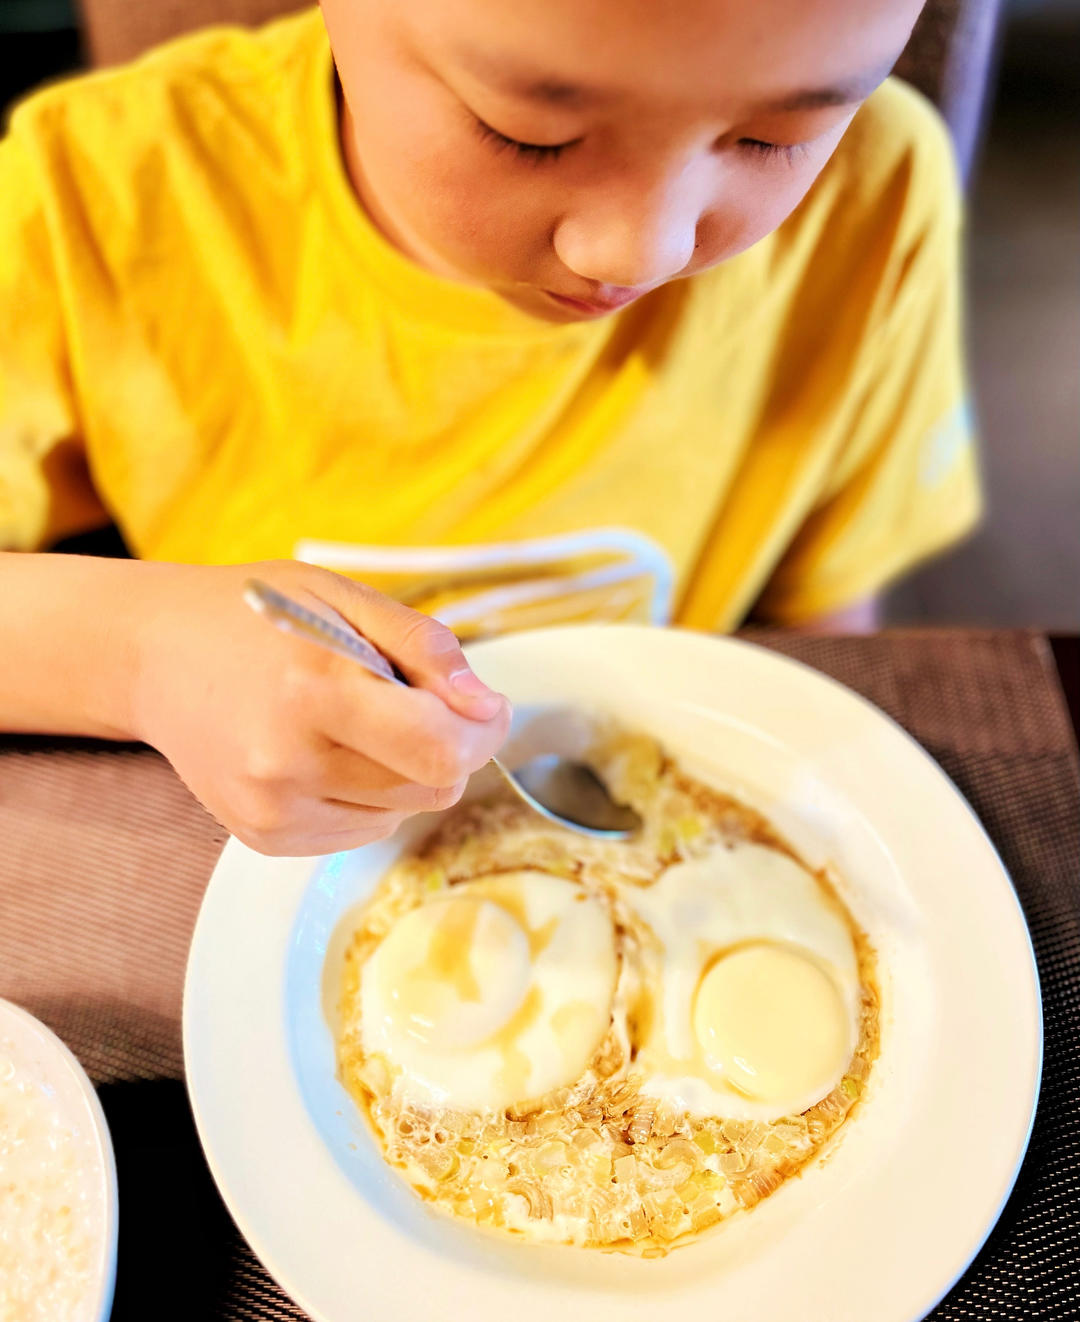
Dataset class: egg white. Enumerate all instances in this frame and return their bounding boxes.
[361,870,618,1113]
[621,841,860,1121]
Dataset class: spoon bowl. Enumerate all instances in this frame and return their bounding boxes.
[496,753,641,839]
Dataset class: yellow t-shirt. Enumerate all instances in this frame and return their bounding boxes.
[0,9,979,634]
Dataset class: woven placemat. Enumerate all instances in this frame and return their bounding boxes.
[1,630,1076,1320]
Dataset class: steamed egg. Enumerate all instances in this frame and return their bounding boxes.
[622,841,859,1122]
[361,870,617,1112]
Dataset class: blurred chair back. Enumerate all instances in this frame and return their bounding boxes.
[894,0,1001,179]
[76,0,1000,180]
[78,0,304,65]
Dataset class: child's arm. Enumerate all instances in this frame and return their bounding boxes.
[0,553,141,738]
[798,598,880,634]
[0,553,509,854]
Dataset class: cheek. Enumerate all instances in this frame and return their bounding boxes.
[418,153,531,262]
[326,11,542,282]
[696,157,836,265]
[354,93,550,279]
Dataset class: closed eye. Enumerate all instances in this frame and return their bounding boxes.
[737,138,810,164]
[473,115,581,164]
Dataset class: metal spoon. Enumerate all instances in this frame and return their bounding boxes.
[242,579,642,840]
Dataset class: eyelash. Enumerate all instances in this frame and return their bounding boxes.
[738,139,809,164]
[471,117,809,168]
[472,116,578,164]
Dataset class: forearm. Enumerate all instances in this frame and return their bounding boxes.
[0,552,144,738]
[797,596,881,634]
[749,595,881,634]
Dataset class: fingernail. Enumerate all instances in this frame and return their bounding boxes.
[449,667,503,718]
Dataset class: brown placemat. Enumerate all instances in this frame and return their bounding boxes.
[1,630,1077,1320]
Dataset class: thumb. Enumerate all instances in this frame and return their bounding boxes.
[311,573,509,722]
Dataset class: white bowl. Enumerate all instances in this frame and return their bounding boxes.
[0,998,119,1322]
[184,625,1041,1322]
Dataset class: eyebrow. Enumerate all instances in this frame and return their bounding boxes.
[455,48,890,114]
[456,51,605,107]
[758,67,893,113]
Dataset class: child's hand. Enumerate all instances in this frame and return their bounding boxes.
[129,561,510,855]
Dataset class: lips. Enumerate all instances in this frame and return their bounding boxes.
[544,287,645,316]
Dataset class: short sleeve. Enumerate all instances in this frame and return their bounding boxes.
[754,132,981,624]
[0,111,107,551]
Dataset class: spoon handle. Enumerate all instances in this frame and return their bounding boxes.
[242,579,404,685]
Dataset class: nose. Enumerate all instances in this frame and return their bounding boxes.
[553,164,703,290]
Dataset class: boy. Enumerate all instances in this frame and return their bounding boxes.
[0,0,979,854]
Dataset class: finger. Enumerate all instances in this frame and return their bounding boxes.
[278,827,404,857]
[305,573,509,723]
[243,826,402,857]
[318,744,468,813]
[233,797,406,856]
[307,660,510,787]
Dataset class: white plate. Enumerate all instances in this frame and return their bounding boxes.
[184,626,1041,1322]
[0,998,118,1322]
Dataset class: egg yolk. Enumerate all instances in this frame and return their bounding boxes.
[693,943,849,1103]
[373,896,530,1049]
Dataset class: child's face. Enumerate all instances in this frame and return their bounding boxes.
[322,0,923,321]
